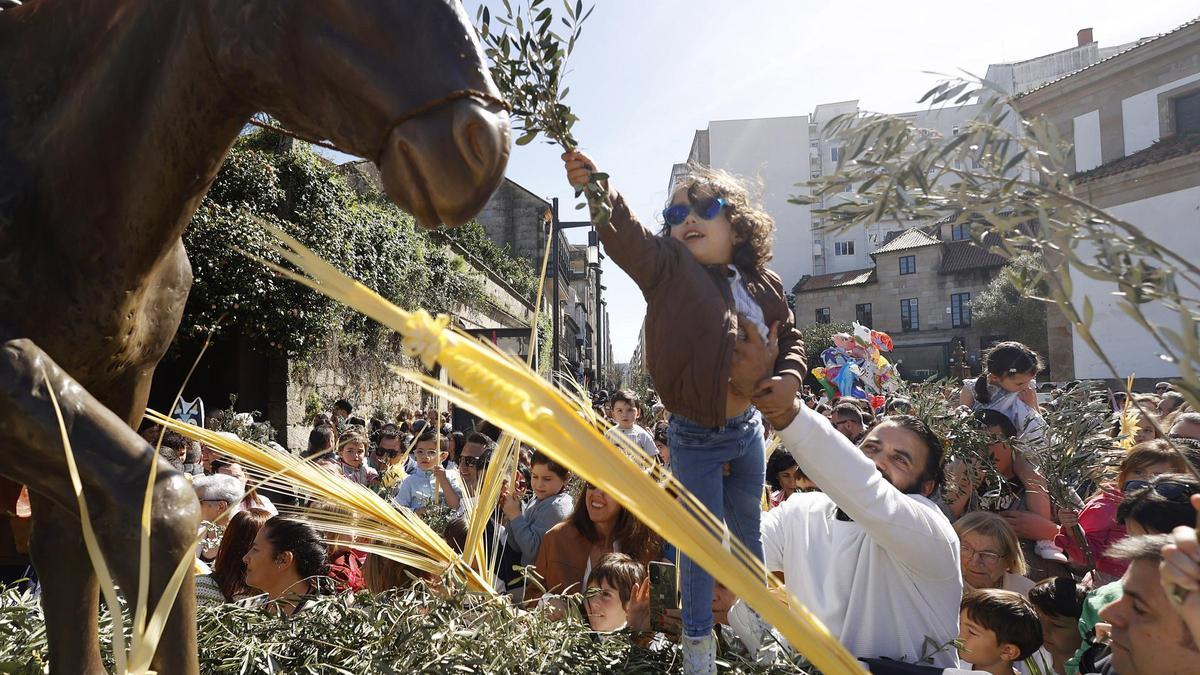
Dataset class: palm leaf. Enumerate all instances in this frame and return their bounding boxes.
[239,223,862,675]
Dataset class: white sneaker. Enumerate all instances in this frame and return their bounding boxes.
[1035,538,1068,563]
[727,600,782,664]
[681,633,717,675]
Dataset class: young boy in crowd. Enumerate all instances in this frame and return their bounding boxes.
[392,428,464,514]
[585,552,646,633]
[502,451,574,568]
[958,589,1047,675]
[603,389,659,460]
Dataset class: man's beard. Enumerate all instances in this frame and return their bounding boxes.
[880,468,925,496]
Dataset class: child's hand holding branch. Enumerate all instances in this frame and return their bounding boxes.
[562,150,613,207]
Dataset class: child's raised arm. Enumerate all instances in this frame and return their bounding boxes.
[562,150,676,292]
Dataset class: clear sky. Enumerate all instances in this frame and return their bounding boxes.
[355,1,1199,364]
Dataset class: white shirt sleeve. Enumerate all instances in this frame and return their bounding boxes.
[776,405,960,580]
[760,503,787,572]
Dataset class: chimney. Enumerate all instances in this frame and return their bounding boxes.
[1077,28,1094,46]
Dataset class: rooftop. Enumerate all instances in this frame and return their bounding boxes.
[939,238,1009,274]
[793,268,876,294]
[1015,16,1200,99]
[1073,133,1200,184]
[871,227,941,256]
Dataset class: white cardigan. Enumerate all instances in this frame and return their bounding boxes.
[763,404,963,669]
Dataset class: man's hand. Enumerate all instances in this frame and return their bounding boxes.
[729,317,778,399]
[729,318,802,429]
[754,373,801,420]
[1161,495,1200,648]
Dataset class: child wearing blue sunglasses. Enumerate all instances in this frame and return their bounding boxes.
[564,150,805,673]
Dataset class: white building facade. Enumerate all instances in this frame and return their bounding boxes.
[1013,17,1200,382]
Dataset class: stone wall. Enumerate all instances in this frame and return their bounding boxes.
[278,339,429,451]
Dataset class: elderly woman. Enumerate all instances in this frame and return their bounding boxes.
[525,484,660,604]
[195,508,272,606]
[242,517,329,616]
[192,473,244,565]
[954,511,1035,596]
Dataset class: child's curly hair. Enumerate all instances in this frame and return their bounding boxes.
[663,164,775,271]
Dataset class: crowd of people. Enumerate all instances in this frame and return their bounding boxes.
[142,360,1199,675]
[4,157,1200,675]
[162,154,1200,673]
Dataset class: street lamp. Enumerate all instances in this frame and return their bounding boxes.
[587,229,602,387]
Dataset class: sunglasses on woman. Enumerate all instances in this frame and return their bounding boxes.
[374,448,399,458]
[662,196,727,227]
[1123,479,1199,501]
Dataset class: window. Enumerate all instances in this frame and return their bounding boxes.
[951,222,969,241]
[856,303,873,327]
[830,146,841,162]
[1177,90,1200,134]
[951,292,972,328]
[815,308,830,324]
[900,298,919,332]
[899,255,916,275]
[834,240,855,256]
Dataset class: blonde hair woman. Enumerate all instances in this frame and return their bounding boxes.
[954,511,1035,596]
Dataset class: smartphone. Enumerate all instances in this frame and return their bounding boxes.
[648,560,680,635]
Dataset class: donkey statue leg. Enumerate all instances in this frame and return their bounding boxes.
[0,338,199,675]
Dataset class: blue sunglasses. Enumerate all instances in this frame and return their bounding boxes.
[662,196,727,227]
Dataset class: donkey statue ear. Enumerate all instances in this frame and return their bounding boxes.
[171,397,205,428]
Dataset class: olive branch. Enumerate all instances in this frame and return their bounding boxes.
[475,0,610,226]
[793,77,1200,493]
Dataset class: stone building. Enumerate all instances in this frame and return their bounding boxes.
[1011,16,1200,382]
[792,221,1007,380]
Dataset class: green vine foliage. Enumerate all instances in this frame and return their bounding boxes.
[537,310,554,376]
[438,221,540,304]
[181,130,536,360]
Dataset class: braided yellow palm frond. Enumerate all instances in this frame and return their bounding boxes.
[245,223,861,675]
[146,414,496,595]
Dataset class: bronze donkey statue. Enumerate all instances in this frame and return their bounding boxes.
[0,1,510,672]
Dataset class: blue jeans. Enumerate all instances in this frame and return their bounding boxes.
[668,407,766,639]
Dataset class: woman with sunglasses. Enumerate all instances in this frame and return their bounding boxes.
[1057,440,1195,583]
[564,151,805,673]
[1064,473,1200,674]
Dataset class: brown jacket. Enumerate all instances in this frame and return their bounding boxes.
[598,191,806,427]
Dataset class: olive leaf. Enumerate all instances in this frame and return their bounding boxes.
[475,0,609,225]
[794,76,1200,485]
